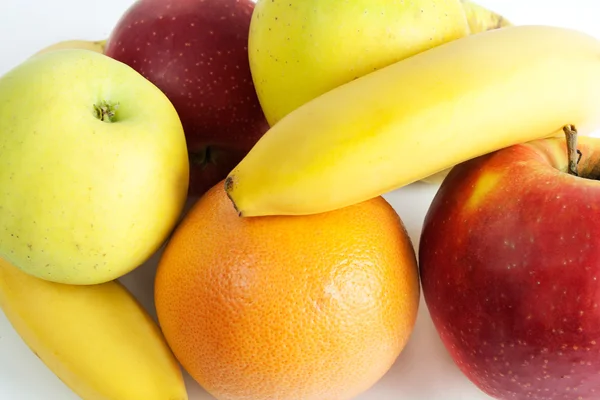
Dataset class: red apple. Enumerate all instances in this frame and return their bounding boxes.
[104,0,269,197]
[419,134,600,400]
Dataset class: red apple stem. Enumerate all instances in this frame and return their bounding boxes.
[563,124,582,176]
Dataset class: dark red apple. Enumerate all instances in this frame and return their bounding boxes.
[419,134,600,400]
[105,0,269,197]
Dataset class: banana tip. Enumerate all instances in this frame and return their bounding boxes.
[224,176,243,217]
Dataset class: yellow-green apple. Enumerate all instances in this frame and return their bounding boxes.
[419,135,600,399]
[248,0,471,126]
[104,0,269,198]
[0,49,189,285]
[34,39,107,56]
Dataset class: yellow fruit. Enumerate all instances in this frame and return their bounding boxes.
[0,257,188,400]
[0,49,189,285]
[155,181,419,400]
[225,25,600,217]
[34,39,107,56]
[249,0,471,126]
[461,0,512,34]
[418,0,513,186]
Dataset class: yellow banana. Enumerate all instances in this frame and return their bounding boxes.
[225,25,600,217]
[461,0,512,34]
[0,257,188,400]
[421,0,513,185]
[34,39,107,56]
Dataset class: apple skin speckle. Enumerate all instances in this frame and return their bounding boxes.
[105,0,269,197]
[419,137,600,400]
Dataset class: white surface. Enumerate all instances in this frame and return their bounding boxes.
[0,1,599,399]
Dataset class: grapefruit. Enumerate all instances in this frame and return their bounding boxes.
[155,181,419,400]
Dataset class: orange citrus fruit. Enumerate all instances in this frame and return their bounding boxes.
[154,181,419,400]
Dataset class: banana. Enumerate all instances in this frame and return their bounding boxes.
[34,39,107,56]
[0,257,188,400]
[420,0,512,185]
[224,25,600,217]
[461,0,512,34]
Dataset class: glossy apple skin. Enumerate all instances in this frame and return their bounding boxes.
[105,0,269,197]
[419,136,600,400]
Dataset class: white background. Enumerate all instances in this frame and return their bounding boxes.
[0,1,598,399]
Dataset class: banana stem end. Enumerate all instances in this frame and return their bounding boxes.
[224,176,243,217]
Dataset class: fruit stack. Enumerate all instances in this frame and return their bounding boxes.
[1,1,599,400]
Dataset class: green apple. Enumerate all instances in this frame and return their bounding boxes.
[248,0,471,126]
[0,49,189,285]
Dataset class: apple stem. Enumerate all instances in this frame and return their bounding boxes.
[190,146,216,169]
[563,124,582,176]
[93,100,119,123]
